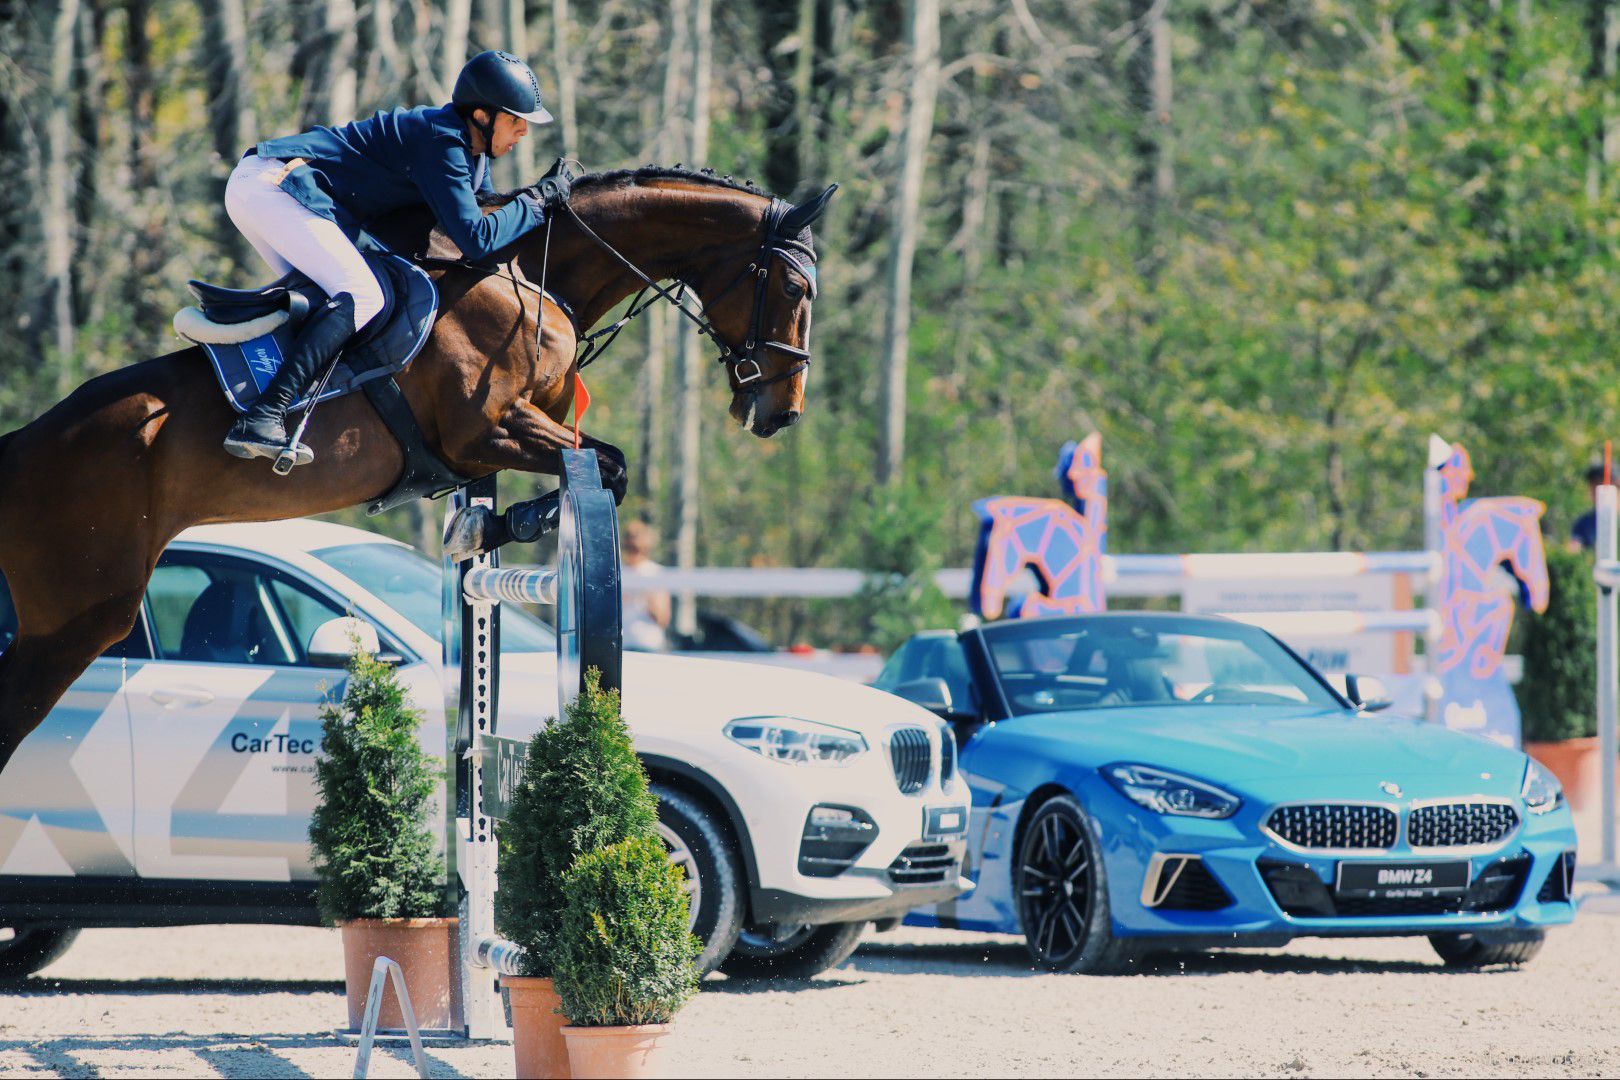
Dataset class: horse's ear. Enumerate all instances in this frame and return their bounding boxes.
[781,183,838,235]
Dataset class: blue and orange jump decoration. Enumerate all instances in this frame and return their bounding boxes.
[968,432,1552,745]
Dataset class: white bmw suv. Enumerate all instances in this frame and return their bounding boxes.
[0,519,969,979]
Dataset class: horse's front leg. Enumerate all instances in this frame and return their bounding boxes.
[443,399,629,560]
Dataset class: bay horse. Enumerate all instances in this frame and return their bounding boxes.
[0,166,836,777]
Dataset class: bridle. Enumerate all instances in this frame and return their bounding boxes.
[558,197,818,390]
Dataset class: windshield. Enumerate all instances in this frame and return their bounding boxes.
[313,542,556,653]
[980,615,1342,716]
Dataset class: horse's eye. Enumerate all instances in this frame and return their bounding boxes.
[783,278,805,299]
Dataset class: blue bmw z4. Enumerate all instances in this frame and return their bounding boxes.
[875,612,1578,972]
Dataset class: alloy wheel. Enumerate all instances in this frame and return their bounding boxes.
[1017,803,1094,966]
[655,820,703,933]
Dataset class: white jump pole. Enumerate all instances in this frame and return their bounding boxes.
[1593,481,1619,877]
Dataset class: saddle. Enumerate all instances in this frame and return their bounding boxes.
[174,252,469,515]
[175,252,438,415]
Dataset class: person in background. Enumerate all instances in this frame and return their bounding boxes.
[1569,459,1607,552]
[622,520,673,651]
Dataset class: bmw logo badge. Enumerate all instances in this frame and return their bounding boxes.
[1379,781,1402,798]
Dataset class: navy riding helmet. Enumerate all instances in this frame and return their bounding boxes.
[453,51,554,126]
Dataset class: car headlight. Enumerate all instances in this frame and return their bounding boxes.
[724,717,868,767]
[1102,763,1241,819]
[1521,758,1563,815]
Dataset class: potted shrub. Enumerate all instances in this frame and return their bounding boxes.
[1517,546,1601,807]
[309,641,452,1032]
[554,834,701,1078]
[496,670,659,1078]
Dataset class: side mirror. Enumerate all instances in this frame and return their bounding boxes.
[307,617,383,668]
[1344,673,1394,713]
[891,677,963,720]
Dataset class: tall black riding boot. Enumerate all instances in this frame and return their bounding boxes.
[224,293,358,464]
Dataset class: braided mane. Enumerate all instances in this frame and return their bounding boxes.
[569,164,768,197]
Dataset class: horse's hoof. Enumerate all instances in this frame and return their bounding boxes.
[444,505,495,563]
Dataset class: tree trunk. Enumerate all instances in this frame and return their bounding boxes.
[876,0,939,487]
[504,0,534,182]
[361,0,402,105]
[301,0,358,127]
[793,0,816,186]
[552,0,578,159]
[72,0,105,328]
[1587,0,1616,202]
[759,0,801,195]
[408,0,443,100]
[199,0,256,272]
[670,0,711,636]
[43,0,80,391]
[441,0,473,94]
[1128,0,1173,263]
[124,0,166,335]
[638,0,688,536]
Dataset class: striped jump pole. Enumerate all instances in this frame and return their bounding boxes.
[442,448,623,1040]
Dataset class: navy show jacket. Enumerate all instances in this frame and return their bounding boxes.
[253,103,541,260]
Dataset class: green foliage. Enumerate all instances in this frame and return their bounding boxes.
[308,644,447,923]
[495,669,659,977]
[847,485,960,653]
[1516,546,1598,742]
[552,834,701,1028]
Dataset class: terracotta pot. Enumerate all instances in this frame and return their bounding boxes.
[562,1024,672,1079]
[505,975,571,1079]
[1525,737,1603,811]
[339,917,457,1032]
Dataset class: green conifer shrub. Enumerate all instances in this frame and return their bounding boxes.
[308,645,448,922]
[1517,546,1598,742]
[495,669,659,977]
[551,834,701,1027]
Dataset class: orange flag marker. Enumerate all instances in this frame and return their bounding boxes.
[571,372,591,450]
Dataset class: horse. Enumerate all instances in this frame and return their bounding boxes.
[0,166,837,777]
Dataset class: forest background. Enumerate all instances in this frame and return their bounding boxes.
[2,0,1618,647]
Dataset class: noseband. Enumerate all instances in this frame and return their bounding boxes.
[559,198,817,391]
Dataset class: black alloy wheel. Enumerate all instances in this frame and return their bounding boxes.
[1015,794,1136,973]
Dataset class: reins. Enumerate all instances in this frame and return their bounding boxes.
[415,183,816,390]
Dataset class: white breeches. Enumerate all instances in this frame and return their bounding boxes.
[224,154,386,330]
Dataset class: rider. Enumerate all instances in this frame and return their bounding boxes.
[221,50,569,466]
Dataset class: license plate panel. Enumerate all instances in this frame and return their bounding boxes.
[924,805,969,840]
[1335,859,1470,899]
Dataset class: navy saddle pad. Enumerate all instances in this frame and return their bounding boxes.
[193,253,438,415]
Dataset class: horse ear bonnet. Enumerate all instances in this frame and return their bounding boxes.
[780,184,838,236]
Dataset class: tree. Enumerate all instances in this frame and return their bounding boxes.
[877,0,939,487]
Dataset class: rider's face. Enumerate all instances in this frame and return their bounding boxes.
[487,112,529,158]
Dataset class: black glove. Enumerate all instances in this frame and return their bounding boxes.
[533,172,572,207]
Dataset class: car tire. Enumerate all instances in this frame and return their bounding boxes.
[1428,930,1545,968]
[1015,793,1139,974]
[0,926,79,980]
[719,921,867,980]
[652,783,745,975]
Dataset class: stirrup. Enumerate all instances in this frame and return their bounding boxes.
[272,441,315,475]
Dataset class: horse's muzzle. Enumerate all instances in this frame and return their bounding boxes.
[753,408,801,438]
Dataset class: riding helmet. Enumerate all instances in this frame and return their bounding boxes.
[453,51,554,125]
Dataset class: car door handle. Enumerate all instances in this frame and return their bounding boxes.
[149,686,216,707]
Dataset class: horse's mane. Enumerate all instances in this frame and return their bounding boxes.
[378,165,782,257]
[569,164,768,198]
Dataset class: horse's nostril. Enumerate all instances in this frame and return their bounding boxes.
[778,409,802,429]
